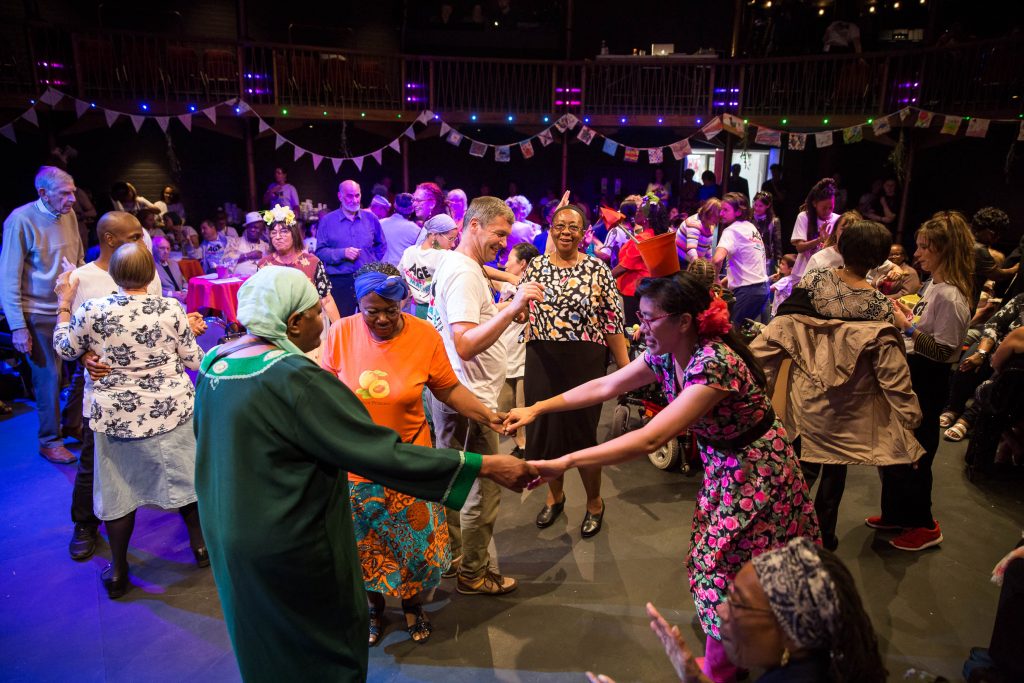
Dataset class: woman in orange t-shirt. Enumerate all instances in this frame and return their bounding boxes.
[320,263,504,646]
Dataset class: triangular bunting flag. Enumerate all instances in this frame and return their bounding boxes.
[275,134,286,149]
[965,118,989,138]
[416,111,431,125]
[293,146,306,162]
[495,145,511,162]
[576,126,596,145]
[389,139,401,153]
[914,110,933,128]
[623,147,640,163]
[155,116,169,132]
[648,147,664,164]
[105,109,120,127]
[354,157,364,171]
[257,119,270,133]
[74,99,90,118]
[602,138,618,156]
[440,122,451,136]
[178,114,192,131]
[403,126,417,140]
[311,154,323,170]
[872,117,892,135]
[203,107,217,125]
[940,115,962,135]
[446,129,463,146]
[39,88,63,106]
[754,128,782,146]
[814,131,833,148]
[236,101,250,113]
[520,140,534,159]
[130,115,145,132]
[468,141,488,158]
[0,124,15,142]
[899,108,911,121]
[371,149,383,164]
[21,108,38,126]
[331,158,343,173]
[669,139,691,160]
[788,133,807,150]
[701,117,723,140]
[842,125,863,144]
[721,113,745,136]
[537,129,554,147]
[563,113,579,129]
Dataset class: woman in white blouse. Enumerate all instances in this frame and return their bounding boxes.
[791,177,840,278]
[54,242,207,599]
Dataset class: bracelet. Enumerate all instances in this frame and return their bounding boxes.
[57,307,72,315]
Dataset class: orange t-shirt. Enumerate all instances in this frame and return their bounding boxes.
[320,313,459,483]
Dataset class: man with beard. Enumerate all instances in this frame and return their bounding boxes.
[315,180,386,315]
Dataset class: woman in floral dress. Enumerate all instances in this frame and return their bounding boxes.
[506,271,818,683]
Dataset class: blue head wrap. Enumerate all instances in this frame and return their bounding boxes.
[354,272,410,304]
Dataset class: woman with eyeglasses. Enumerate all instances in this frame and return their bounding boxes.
[320,262,506,645]
[258,216,342,325]
[399,214,460,319]
[507,270,818,682]
[520,204,630,538]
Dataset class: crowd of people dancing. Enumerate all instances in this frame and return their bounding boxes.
[2,162,1023,683]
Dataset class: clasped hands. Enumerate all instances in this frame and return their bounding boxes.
[498,407,569,490]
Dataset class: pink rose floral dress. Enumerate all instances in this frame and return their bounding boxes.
[644,340,820,639]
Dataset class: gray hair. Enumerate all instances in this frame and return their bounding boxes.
[464,196,514,230]
[35,166,74,192]
[446,188,467,203]
[505,195,532,218]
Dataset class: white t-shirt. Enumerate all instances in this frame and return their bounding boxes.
[400,245,449,305]
[69,262,163,408]
[791,212,840,278]
[908,280,970,361]
[804,246,897,285]
[232,237,269,277]
[430,250,506,409]
[601,225,631,266]
[498,282,526,378]
[717,220,767,288]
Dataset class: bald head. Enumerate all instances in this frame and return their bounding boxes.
[339,180,362,215]
[97,211,145,256]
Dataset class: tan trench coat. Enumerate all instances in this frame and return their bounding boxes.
[749,314,925,466]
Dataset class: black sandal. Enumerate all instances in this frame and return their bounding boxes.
[404,605,433,644]
[368,607,384,646]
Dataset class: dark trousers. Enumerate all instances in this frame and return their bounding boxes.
[71,419,99,527]
[945,341,992,423]
[990,554,1024,679]
[880,354,950,528]
[328,273,357,317]
[801,461,847,547]
[731,282,769,325]
[64,361,84,435]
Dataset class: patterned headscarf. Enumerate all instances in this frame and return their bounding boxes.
[751,537,839,650]
[236,266,319,356]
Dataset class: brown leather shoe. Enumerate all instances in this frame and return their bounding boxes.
[40,445,77,464]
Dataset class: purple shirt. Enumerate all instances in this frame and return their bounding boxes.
[314,208,386,275]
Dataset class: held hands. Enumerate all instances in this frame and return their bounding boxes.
[480,454,539,492]
[485,410,509,434]
[82,351,111,380]
[511,281,545,312]
[186,312,207,336]
[524,457,570,490]
[503,405,539,434]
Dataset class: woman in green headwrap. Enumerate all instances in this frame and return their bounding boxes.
[193,266,536,683]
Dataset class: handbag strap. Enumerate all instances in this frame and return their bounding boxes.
[206,339,271,368]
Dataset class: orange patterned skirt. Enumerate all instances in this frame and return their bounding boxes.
[350,481,452,598]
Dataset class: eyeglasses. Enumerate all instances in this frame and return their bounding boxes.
[552,222,583,234]
[361,307,402,320]
[725,595,774,615]
[637,312,676,328]
[269,228,291,236]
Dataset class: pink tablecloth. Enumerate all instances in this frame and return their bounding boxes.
[186,275,247,323]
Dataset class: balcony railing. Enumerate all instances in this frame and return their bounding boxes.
[1,22,1021,123]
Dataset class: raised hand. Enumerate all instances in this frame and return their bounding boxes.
[646,602,710,683]
[480,455,539,492]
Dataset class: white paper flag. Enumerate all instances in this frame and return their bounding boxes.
[39,88,63,106]
[293,146,306,161]
[814,131,833,148]
[155,116,169,132]
[354,156,364,171]
[965,118,990,138]
[648,147,664,164]
[177,114,192,131]
[537,129,554,147]
[0,124,15,142]
[22,108,38,126]
[257,119,270,133]
[669,139,691,160]
[563,113,579,129]
[105,110,120,127]
[495,145,511,162]
[469,140,488,157]
[446,130,463,146]
[331,158,343,173]
[371,150,383,164]
[130,115,145,132]
[389,139,401,152]
[311,154,323,170]
[275,134,286,149]
[74,99,90,118]
[203,107,217,125]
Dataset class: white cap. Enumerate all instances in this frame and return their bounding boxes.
[244,211,264,226]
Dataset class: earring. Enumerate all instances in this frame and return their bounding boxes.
[780,647,790,667]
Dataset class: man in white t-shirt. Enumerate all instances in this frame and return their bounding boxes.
[233,212,270,277]
[428,196,544,596]
[64,211,204,561]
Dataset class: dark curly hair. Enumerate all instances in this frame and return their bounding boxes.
[971,207,1009,237]
[801,177,837,240]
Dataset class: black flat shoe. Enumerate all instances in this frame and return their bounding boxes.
[193,546,210,568]
[581,504,605,538]
[536,496,566,528]
[101,564,130,599]
[69,523,98,561]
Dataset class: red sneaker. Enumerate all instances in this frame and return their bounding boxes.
[864,516,902,531]
[890,522,943,551]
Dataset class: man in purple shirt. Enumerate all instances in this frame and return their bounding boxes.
[314,180,386,315]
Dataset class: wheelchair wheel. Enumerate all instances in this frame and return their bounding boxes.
[609,405,630,439]
[648,438,681,470]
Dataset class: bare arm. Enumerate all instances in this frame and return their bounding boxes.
[712,246,728,276]
[992,327,1024,371]
[432,382,503,432]
[451,282,543,360]
[791,237,823,253]
[321,293,342,323]
[605,332,630,369]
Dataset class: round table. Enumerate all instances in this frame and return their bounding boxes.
[186,274,247,323]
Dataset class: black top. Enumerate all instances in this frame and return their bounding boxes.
[757,654,831,682]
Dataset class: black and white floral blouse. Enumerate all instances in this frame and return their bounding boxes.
[54,294,204,438]
[524,253,624,344]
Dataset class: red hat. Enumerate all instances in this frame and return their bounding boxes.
[599,206,625,228]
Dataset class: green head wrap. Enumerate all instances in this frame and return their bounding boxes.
[236,266,320,356]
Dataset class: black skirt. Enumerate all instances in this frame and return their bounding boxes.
[524,339,608,460]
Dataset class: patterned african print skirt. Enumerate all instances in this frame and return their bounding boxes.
[350,482,451,598]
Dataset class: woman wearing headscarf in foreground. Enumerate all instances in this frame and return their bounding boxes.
[193,266,536,683]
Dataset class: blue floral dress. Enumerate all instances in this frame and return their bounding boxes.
[644,340,819,639]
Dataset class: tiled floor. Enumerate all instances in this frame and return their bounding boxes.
[1,397,1021,682]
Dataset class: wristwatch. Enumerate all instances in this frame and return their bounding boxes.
[977,348,990,361]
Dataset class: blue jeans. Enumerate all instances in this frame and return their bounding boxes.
[731,282,769,325]
[24,313,66,449]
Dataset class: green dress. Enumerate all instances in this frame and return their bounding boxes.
[194,348,481,683]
